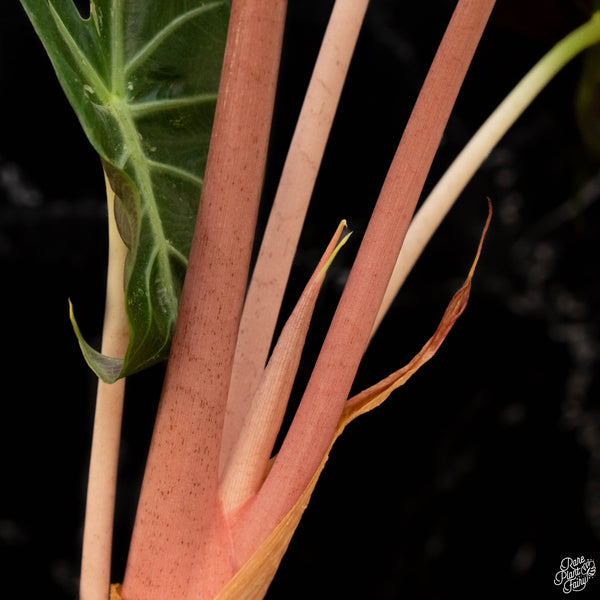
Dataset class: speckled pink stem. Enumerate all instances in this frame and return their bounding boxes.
[121,2,287,599]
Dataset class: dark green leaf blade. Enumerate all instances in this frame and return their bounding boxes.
[20,0,229,381]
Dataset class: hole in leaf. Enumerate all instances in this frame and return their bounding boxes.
[73,0,90,19]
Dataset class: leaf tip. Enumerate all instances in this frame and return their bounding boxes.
[68,300,124,383]
[467,199,492,280]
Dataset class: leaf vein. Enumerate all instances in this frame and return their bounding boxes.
[129,93,218,116]
[147,160,204,186]
[124,2,224,75]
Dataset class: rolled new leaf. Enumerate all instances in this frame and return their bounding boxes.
[219,221,351,515]
[21,0,229,381]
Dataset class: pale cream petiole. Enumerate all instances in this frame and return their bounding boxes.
[372,12,600,335]
[79,173,129,600]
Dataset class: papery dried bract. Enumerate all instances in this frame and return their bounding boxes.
[213,204,491,600]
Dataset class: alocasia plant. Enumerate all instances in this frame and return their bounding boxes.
[19,0,600,599]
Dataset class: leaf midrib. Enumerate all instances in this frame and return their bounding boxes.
[110,95,181,313]
[52,0,218,310]
[107,1,179,316]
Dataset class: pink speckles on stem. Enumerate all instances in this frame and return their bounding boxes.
[121,2,287,599]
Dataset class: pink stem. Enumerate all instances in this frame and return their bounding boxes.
[234,0,496,563]
[121,2,287,599]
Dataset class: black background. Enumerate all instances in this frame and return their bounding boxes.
[2,1,600,598]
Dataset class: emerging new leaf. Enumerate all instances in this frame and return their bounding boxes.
[21,0,230,381]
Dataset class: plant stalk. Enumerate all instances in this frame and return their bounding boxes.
[80,174,129,600]
[372,10,600,334]
[121,2,287,598]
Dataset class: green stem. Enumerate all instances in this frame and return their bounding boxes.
[372,11,600,334]
[80,174,129,600]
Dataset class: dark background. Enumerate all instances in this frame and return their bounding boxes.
[2,1,600,598]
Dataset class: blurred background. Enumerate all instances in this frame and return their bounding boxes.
[2,1,600,598]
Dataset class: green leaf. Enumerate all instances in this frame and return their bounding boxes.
[20,0,230,381]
